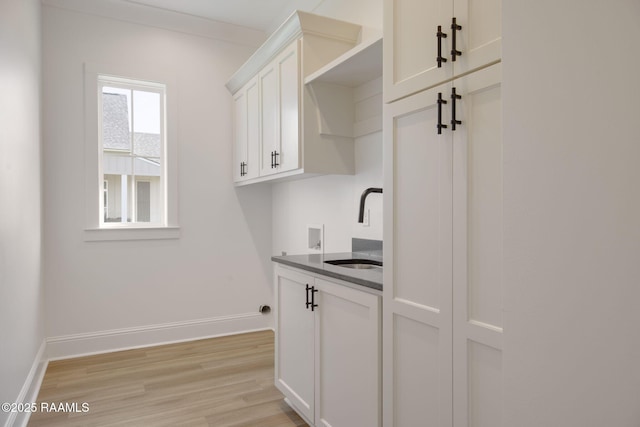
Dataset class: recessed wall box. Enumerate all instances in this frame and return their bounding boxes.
[307,224,324,253]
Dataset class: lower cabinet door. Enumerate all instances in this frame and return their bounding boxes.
[315,278,381,427]
[275,265,382,427]
[275,266,315,422]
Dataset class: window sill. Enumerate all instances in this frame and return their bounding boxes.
[84,226,180,242]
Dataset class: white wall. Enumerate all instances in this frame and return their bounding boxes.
[503,1,640,425]
[272,0,384,254]
[0,0,46,424]
[272,80,383,256]
[42,4,274,357]
[270,0,383,257]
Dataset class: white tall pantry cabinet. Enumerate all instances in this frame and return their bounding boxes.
[383,0,503,425]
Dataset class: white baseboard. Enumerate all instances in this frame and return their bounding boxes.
[47,312,272,360]
[3,313,270,426]
[5,340,49,427]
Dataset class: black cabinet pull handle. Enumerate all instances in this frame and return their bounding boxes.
[240,162,246,177]
[305,284,311,309]
[437,92,448,134]
[270,151,274,168]
[436,25,448,68]
[273,151,280,168]
[450,17,462,61]
[311,286,318,311]
[451,87,462,131]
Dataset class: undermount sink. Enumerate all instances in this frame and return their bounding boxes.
[325,259,383,270]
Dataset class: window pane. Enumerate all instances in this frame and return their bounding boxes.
[136,181,151,222]
[99,78,165,227]
[102,155,162,224]
[133,90,161,157]
[102,174,161,223]
[102,87,131,151]
[103,174,128,223]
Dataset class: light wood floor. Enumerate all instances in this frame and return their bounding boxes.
[28,330,308,427]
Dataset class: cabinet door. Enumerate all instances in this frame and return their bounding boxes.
[234,77,260,182]
[314,278,381,427]
[384,0,502,103]
[383,0,452,103]
[233,87,247,182]
[452,63,503,427]
[276,40,300,173]
[452,0,502,77]
[244,76,260,180]
[383,81,454,427]
[274,266,315,422]
[260,60,279,176]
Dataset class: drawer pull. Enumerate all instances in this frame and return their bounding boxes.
[450,17,462,61]
[450,87,462,131]
[436,25,448,68]
[437,92,448,134]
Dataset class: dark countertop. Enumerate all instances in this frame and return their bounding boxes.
[271,252,383,291]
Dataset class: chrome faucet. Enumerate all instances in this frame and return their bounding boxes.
[358,187,382,223]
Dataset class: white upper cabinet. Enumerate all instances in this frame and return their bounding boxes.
[233,87,247,182]
[259,58,279,177]
[226,11,363,185]
[384,0,501,103]
[452,0,501,80]
[275,42,300,174]
[233,76,259,182]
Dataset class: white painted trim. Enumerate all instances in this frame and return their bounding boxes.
[46,312,271,360]
[83,226,180,242]
[4,340,48,427]
[3,322,275,426]
[226,10,361,94]
[84,62,180,238]
[41,0,266,47]
[233,168,320,187]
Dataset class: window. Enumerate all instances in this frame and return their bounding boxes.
[84,63,178,241]
[99,77,165,226]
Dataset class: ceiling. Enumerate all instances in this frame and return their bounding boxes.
[125,0,325,33]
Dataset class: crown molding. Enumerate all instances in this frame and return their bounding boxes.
[42,0,266,47]
[225,10,362,94]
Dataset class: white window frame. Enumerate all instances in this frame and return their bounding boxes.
[103,180,108,222]
[98,76,165,227]
[84,63,179,241]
